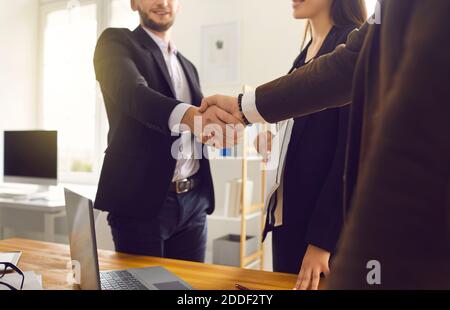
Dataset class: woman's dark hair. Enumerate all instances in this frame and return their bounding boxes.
[331,0,367,28]
[301,0,367,49]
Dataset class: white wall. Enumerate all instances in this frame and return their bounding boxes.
[172,0,305,95]
[0,0,39,176]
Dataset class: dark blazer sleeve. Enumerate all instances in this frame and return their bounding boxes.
[255,22,370,123]
[328,0,450,289]
[94,28,180,133]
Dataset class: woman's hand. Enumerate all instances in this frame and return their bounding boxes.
[294,245,331,290]
[254,131,273,162]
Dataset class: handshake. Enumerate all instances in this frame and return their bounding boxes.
[180,95,247,148]
[178,94,276,165]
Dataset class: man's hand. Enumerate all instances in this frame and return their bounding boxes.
[294,245,331,291]
[181,106,244,148]
[199,95,243,124]
[254,130,273,163]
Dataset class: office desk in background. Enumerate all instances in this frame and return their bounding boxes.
[0,197,65,242]
[0,238,298,290]
[0,184,96,242]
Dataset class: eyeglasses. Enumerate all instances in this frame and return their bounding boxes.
[0,262,25,290]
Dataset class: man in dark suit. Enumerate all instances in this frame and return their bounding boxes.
[93,0,240,263]
[200,0,450,289]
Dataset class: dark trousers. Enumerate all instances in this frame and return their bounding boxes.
[107,186,209,263]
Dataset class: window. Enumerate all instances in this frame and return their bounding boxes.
[39,0,140,183]
[110,0,139,30]
[40,0,100,182]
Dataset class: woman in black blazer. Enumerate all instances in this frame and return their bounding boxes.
[256,0,367,290]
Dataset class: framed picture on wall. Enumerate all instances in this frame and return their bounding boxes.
[201,22,240,86]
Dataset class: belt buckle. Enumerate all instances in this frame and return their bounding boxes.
[176,178,190,194]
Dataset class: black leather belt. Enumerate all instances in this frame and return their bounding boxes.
[169,174,201,194]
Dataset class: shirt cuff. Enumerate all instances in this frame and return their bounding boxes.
[241,90,266,124]
[168,103,194,133]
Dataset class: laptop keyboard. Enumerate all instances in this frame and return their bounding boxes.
[100,270,149,290]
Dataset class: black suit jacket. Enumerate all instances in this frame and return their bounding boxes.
[93,26,214,219]
[254,0,450,289]
[266,26,354,256]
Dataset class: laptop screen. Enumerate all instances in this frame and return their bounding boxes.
[64,188,101,290]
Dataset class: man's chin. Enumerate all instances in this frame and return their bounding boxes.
[143,19,174,32]
[139,10,174,32]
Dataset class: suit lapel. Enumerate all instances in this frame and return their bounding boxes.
[133,26,176,97]
[176,53,203,105]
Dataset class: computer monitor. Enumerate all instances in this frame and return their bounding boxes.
[3,130,58,187]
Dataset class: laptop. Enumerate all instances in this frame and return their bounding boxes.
[64,188,193,290]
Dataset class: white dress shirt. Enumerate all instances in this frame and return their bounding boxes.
[143,28,200,182]
[241,90,266,124]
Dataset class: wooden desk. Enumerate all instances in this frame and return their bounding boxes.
[0,238,297,290]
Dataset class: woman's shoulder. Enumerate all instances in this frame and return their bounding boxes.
[334,24,360,45]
